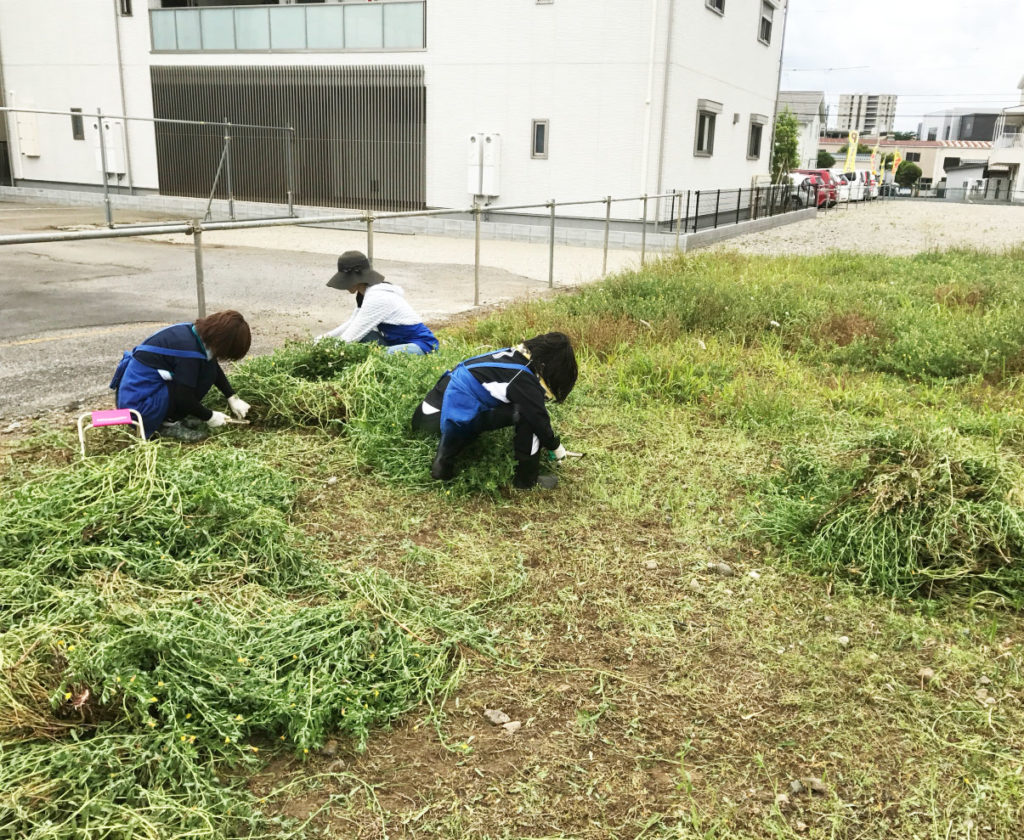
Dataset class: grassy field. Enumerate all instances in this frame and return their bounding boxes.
[2,248,1024,838]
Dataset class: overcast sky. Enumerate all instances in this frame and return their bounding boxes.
[780,0,1024,132]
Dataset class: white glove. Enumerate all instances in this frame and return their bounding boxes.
[206,411,229,428]
[227,395,250,419]
[551,444,567,462]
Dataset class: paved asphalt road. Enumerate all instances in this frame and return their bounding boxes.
[0,203,564,423]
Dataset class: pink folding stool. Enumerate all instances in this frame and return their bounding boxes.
[77,408,147,457]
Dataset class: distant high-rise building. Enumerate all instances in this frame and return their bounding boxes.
[837,94,898,135]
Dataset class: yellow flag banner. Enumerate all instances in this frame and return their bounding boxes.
[891,149,903,182]
[844,130,859,173]
[870,145,880,176]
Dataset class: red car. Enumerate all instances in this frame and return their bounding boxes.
[792,168,838,206]
[792,174,829,208]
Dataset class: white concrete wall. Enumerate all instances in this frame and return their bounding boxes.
[0,0,785,213]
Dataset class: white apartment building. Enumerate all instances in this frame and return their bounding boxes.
[0,0,788,217]
[836,93,897,136]
[776,90,824,168]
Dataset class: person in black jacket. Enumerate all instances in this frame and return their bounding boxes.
[412,332,578,489]
[110,310,252,441]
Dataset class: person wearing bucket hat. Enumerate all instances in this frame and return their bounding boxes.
[317,250,438,354]
[411,332,578,489]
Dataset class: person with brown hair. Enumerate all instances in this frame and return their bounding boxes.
[109,310,252,442]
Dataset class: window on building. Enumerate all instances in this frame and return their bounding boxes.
[926,128,937,141]
[531,120,549,159]
[119,0,132,15]
[70,108,84,141]
[747,115,766,159]
[705,0,725,15]
[694,99,721,156]
[758,1,773,44]
[905,152,921,162]
[944,126,951,140]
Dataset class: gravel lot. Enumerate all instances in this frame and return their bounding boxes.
[715,199,1024,255]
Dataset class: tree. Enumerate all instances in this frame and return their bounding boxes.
[895,160,922,188]
[816,149,836,168]
[771,109,800,183]
[893,131,918,141]
[837,142,872,155]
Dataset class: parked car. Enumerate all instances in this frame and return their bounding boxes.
[856,170,879,199]
[878,182,899,197]
[831,173,852,203]
[791,174,827,209]
[832,170,865,201]
[792,168,838,206]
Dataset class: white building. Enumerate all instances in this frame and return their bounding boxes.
[836,93,897,136]
[917,108,1001,143]
[989,75,1024,202]
[776,90,824,169]
[0,0,788,217]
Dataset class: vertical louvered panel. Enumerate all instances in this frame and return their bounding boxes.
[149,64,426,211]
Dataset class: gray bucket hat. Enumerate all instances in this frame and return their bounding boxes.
[326,250,385,291]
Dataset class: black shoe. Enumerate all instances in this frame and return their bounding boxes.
[431,455,455,481]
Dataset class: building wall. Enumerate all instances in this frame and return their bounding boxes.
[0,0,786,213]
[918,111,1000,142]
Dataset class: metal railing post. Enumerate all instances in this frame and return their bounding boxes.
[223,119,235,221]
[713,189,721,229]
[640,194,648,266]
[602,195,612,276]
[735,188,742,225]
[692,190,700,233]
[366,211,375,265]
[675,190,683,251]
[285,124,296,217]
[684,190,691,237]
[548,199,556,289]
[473,202,481,307]
[192,220,206,318]
[96,108,113,228]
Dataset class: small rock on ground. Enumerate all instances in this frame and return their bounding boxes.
[484,709,511,726]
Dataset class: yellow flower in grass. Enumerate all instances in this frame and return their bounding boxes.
[148,696,159,703]
[64,692,72,701]
[224,737,231,744]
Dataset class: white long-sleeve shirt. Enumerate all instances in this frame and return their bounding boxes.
[319,282,425,343]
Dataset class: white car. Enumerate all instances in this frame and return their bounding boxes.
[831,173,851,203]
[833,171,865,201]
[856,170,879,199]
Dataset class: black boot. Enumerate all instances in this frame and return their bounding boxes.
[431,452,456,481]
[512,457,559,489]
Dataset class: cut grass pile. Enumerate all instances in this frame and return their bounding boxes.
[4,247,1024,837]
[756,425,1024,600]
[0,442,491,838]
[234,338,555,495]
